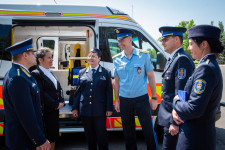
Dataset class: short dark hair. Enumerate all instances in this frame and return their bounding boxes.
[172,35,183,44]
[12,51,32,62]
[12,53,23,62]
[191,37,224,53]
[36,47,52,65]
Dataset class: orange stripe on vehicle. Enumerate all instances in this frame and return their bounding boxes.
[0,10,44,16]
[148,83,162,103]
[62,13,132,21]
[0,123,3,135]
[0,85,3,109]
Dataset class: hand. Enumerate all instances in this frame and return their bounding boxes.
[106,111,113,117]
[174,95,179,101]
[57,102,65,109]
[150,99,158,110]
[115,101,120,113]
[169,124,179,136]
[172,109,184,125]
[72,109,79,118]
[36,140,51,150]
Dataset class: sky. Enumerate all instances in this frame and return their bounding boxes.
[0,0,225,40]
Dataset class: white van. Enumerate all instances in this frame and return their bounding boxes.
[0,4,167,135]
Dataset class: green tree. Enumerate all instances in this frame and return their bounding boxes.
[177,20,195,58]
[217,21,225,64]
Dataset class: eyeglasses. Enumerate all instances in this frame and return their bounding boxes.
[88,55,98,58]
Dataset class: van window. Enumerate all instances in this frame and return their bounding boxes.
[0,25,12,61]
[99,27,157,67]
[43,40,55,50]
[138,33,157,68]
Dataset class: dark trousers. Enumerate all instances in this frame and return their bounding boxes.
[120,94,158,150]
[162,126,178,150]
[81,116,108,150]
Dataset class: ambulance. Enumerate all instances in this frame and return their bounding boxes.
[0,4,168,136]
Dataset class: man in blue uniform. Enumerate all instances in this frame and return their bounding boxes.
[113,28,158,150]
[3,38,51,150]
[157,26,195,150]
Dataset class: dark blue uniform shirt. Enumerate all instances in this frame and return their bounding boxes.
[173,54,223,150]
[3,64,46,149]
[158,48,195,127]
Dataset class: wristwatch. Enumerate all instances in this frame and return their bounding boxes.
[152,97,157,100]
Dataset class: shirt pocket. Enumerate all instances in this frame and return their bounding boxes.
[133,64,144,76]
[117,66,127,78]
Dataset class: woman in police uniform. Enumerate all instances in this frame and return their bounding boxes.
[72,48,113,150]
[172,25,224,150]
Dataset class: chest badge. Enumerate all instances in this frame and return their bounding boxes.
[137,67,141,74]
[178,68,186,79]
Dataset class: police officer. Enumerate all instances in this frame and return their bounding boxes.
[3,38,51,150]
[113,28,158,150]
[172,25,224,150]
[72,48,113,150]
[157,26,195,150]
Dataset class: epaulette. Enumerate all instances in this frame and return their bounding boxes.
[196,59,210,68]
[17,69,20,76]
[20,66,31,77]
[137,49,149,54]
[112,52,122,59]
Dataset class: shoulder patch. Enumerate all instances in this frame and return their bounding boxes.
[137,49,149,54]
[178,68,186,79]
[112,52,122,59]
[194,79,206,94]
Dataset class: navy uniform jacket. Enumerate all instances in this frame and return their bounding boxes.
[3,64,46,149]
[72,65,113,116]
[32,67,64,114]
[158,48,195,127]
[173,54,223,150]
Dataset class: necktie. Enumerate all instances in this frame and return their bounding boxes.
[92,69,95,78]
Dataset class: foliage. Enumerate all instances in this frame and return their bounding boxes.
[177,20,195,58]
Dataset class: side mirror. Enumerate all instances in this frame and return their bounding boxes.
[156,52,166,72]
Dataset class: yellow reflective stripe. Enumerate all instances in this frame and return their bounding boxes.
[0,98,3,105]
[0,10,44,16]
[62,13,132,21]
[0,123,3,135]
[73,75,79,79]
[114,118,122,127]
[135,117,141,127]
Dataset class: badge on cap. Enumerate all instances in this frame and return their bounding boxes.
[178,68,186,79]
[116,29,120,34]
[194,79,206,94]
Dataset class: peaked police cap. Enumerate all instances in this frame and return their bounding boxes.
[159,26,187,40]
[114,28,134,41]
[5,38,36,56]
